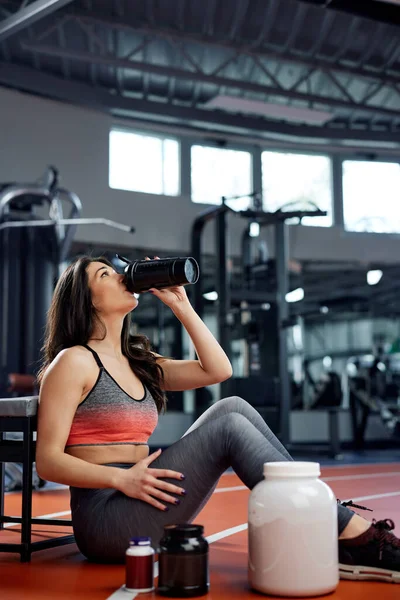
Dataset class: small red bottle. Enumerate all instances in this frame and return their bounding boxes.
[125,537,155,593]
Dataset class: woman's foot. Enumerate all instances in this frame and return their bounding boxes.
[337,500,400,583]
[339,513,372,539]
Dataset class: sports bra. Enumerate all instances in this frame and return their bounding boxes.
[65,345,159,448]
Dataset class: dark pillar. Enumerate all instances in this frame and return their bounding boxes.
[216,207,231,360]
[275,220,291,446]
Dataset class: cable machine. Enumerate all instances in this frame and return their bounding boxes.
[0,166,136,391]
[191,196,325,446]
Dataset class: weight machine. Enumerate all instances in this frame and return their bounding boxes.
[346,353,400,447]
[191,195,325,447]
[0,167,136,491]
[0,166,136,385]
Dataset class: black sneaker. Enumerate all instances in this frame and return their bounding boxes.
[338,500,400,583]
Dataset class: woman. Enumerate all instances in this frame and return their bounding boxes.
[36,256,400,582]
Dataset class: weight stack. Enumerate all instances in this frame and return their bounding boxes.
[0,214,58,391]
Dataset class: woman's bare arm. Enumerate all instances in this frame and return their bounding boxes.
[35,348,122,489]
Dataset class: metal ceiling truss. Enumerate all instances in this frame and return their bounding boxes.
[0,0,74,42]
[1,59,400,143]
[32,12,400,87]
[17,11,400,133]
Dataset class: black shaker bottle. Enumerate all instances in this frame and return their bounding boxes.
[117,255,200,294]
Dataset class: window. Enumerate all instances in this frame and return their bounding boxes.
[191,145,252,209]
[109,129,180,195]
[261,151,332,227]
[343,160,400,233]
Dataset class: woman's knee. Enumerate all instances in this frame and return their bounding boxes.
[218,395,249,412]
[220,411,252,434]
[217,397,275,437]
[214,411,255,454]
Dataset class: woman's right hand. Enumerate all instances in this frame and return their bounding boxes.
[115,449,186,511]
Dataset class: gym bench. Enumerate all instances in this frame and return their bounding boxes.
[0,395,75,562]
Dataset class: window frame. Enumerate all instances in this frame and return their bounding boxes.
[108,123,400,237]
[340,155,400,236]
[189,139,256,207]
[260,147,334,227]
[109,126,181,197]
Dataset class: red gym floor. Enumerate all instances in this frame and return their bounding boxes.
[1,462,399,600]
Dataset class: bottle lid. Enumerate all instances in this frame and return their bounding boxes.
[129,536,152,546]
[163,524,204,537]
[263,462,321,479]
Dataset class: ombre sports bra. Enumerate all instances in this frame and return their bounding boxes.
[65,345,158,448]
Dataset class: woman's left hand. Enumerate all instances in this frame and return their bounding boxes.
[145,257,190,310]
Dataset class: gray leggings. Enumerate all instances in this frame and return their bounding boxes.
[69,396,354,563]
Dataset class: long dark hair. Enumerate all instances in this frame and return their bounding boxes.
[37,256,167,413]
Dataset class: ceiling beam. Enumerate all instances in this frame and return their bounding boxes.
[60,12,400,88]
[20,42,400,120]
[1,61,399,143]
[0,0,74,42]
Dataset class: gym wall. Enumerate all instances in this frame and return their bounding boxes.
[1,86,400,263]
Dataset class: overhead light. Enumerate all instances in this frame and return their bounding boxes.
[367,270,383,285]
[347,362,358,377]
[205,95,334,125]
[249,222,260,237]
[320,306,329,314]
[203,291,218,301]
[323,356,332,369]
[286,288,304,303]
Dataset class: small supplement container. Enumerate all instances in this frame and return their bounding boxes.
[157,524,209,597]
[248,462,339,597]
[125,536,155,593]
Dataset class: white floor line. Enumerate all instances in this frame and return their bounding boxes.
[214,470,400,493]
[6,472,400,504]
[222,462,400,473]
[324,471,400,482]
[320,461,400,470]
[5,484,69,496]
[5,465,400,496]
[214,485,247,493]
[38,484,68,492]
[341,490,400,503]
[106,587,138,600]
[9,489,399,528]
[3,510,71,528]
[205,523,248,543]
[41,470,400,488]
